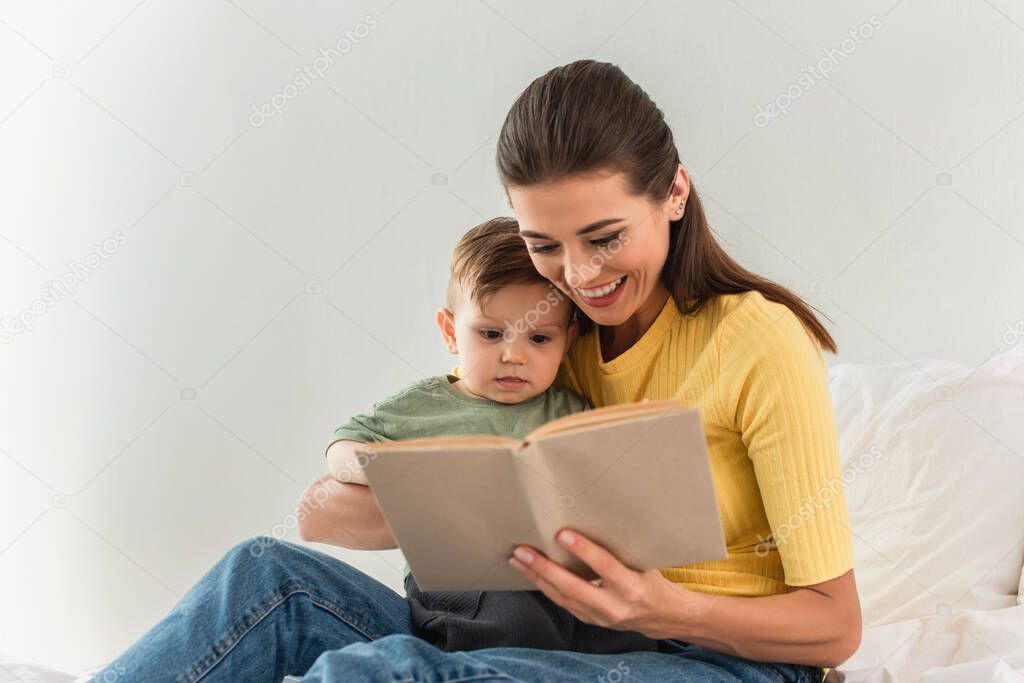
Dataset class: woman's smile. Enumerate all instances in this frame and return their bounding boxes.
[573,275,627,308]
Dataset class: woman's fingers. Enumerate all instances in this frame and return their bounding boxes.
[508,529,643,623]
[510,544,614,616]
[553,529,634,588]
[509,529,691,636]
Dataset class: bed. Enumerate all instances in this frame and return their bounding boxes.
[822,343,1024,681]
[5,346,1024,683]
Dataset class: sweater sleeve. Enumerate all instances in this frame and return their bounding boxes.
[717,295,855,586]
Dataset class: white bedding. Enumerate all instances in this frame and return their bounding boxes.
[0,655,77,682]
[834,603,1024,682]
[827,344,1024,681]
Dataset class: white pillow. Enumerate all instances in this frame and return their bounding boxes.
[828,345,1024,627]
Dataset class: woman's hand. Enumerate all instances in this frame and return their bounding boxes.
[508,528,711,640]
[296,475,397,550]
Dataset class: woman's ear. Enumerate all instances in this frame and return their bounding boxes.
[436,307,459,355]
[667,163,690,220]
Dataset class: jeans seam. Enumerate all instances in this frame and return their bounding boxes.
[178,580,382,682]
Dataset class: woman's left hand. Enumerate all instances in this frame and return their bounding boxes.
[509,528,709,640]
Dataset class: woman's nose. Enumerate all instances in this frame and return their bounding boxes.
[562,247,588,289]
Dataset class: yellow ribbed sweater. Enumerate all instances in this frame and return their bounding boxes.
[557,290,855,598]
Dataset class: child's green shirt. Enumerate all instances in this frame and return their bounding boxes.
[329,374,590,447]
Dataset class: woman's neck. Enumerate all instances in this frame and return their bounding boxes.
[599,284,671,362]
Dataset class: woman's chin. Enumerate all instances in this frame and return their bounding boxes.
[578,303,629,327]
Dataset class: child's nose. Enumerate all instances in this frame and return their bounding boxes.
[501,343,527,364]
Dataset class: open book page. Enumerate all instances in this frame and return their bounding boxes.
[516,405,728,580]
[362,442,545,590]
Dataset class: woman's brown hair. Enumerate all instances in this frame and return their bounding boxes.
[496,60,836,353]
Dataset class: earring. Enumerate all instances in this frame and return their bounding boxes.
[675,201,684,215]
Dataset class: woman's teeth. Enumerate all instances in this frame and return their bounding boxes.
[577,276,624,298]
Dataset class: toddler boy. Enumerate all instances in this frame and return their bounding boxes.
[324,218,668,653]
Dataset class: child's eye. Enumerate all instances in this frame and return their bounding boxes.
[479,329,503,340]
[529,334,550,344]
[589,231,623,247]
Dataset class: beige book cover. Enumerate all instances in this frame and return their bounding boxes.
[361,399,728,591]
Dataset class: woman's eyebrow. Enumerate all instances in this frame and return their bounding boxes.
[519,217,624,240]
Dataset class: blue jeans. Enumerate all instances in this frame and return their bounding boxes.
[90,537,823,683]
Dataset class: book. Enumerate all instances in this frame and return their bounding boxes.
[361,399,728,591]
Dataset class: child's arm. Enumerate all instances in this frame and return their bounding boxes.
[325,439,373,485]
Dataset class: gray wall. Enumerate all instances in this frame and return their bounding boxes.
[1,0,1022,671]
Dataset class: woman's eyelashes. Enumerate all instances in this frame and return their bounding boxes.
[589,231,623,247]
[527,231,624,254]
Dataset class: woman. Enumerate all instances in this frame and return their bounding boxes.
[92,60,860,683]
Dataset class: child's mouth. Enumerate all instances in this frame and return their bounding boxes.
[496,377,527,389]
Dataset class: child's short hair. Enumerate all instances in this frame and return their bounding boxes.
[446,218,574,323]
